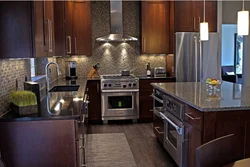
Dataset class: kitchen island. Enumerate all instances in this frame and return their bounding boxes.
[151,82,250,167]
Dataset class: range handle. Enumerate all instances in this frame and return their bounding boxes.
[159,112,183,135]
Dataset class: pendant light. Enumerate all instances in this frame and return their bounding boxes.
[200,0,209,41]
[237,0,249,35]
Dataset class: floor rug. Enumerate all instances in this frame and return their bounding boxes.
[86,133,137,167]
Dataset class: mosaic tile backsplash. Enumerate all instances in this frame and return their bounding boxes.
[56,1,166,78]
[0,59,31,115]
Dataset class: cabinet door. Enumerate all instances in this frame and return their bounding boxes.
[87,80,101,122]
[175,1,196,32]
[141,1,170,54]
[0,2,33,58]
[54,1,66,56]
[205,1,217,32]
[73,1,92,56]
[65,1,74,55]
[33,1,47,58]
[44,1,55,56]
[185,121,202,167]
[246,121,250,158]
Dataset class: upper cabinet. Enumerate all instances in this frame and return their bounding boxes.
[0,1,55,59]
[54,1,92,56]
[0,2,33,59]
[34,1,55,58]
[141,1,170,54]
[175,1,217,32]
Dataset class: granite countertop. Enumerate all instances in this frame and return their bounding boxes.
[151,82,250,112]
[136,75,175,80]
[1,78,89,121]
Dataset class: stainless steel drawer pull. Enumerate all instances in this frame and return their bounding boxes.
[150,109,154,112]
[154,127,164,134]
[150,94,163,104]
[159,112,183,135]
[185,113,201,120]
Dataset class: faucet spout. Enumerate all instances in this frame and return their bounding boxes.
[45,62,61,92]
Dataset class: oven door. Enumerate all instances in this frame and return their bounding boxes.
[101,90,139,118]
[160,112,187,167]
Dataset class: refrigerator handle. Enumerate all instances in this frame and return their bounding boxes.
[194,36,198,82]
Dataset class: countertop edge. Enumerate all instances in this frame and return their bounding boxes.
[151,83,250,112]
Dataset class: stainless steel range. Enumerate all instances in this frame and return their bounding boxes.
[100,74,139,123]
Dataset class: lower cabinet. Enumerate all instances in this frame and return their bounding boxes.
[86,80,101,123]
[185,121,202,167]
[0,120,80,167]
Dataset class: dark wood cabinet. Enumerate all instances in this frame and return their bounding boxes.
[185,121,202,167]
[33,1,55,58]
[141,1,170,54]
[0,1,55,59]
[174,1,217,32]
[246,122,250,158]
[139,78,175,122]
[54,1,92,56]
[0,120,79,167]
[86,80,101,123]
[0,2,33,59]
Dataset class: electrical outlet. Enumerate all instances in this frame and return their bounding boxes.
[49,68,52,74]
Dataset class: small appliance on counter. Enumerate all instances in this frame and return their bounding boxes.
[154,67,167,78]
[65,61,77,80]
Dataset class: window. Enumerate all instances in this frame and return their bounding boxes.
[30,58,35,77]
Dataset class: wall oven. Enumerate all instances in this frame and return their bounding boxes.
[101,89,139,122]
[151,89,165,144]
[161,95,187,167]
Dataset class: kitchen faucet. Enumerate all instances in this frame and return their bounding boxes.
[45,62,61,92]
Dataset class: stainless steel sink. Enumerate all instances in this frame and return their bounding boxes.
[49,85,80,92]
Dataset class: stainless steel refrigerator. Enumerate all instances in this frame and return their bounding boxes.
[175,32,221,82]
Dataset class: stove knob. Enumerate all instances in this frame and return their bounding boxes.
[128,83,132,87]
[108,84,112,87]
[133,83,136,87]
[123,85,127,88]
[104,84,107,87]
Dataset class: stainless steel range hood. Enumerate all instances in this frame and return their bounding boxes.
[96,0,138,42]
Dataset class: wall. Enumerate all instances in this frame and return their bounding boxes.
[221,1,250,85]
[0,59,31,116]
[56,1,166,77]
[221,24,237,66]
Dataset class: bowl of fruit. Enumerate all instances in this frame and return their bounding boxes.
[206,78,221,91]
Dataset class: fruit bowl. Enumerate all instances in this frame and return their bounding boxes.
[206,78,221,91]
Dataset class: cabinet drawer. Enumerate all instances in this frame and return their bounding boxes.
[185,105,203,130]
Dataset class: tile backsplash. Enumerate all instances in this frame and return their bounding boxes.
[56,1,166,78]
[0,59,31,115]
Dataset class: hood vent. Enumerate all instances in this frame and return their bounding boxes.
[96,0,138,42]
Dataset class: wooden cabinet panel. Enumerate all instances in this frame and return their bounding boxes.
[141,1,170,54]
[185,121,202,167]
[205,1,217,32]
[185,105,203,131]
[174,1,217,32]
[44,1,55,57]
[0,120,78,167]
[54,1,66,56]
[0,2,33,59]
[174,1,195,32]
[215,121,245,160]
[73,1,92,56]
[54,1,92,56]
[87,80,101,122]
[33,1,47,58]
[246,122,250,158]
